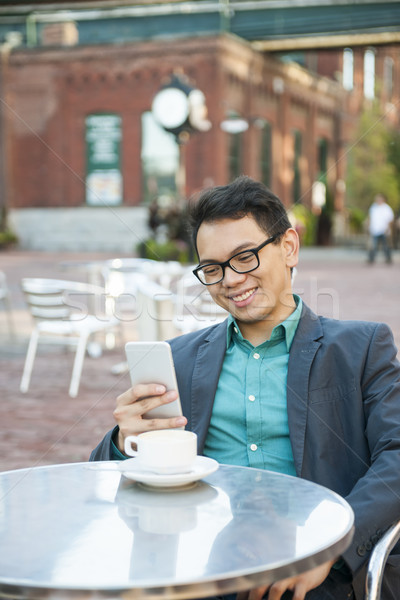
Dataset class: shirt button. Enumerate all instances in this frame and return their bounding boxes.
[234,327,238,333]
[250,444,258,451]
[253,353,260,359]
[248,395,255,402]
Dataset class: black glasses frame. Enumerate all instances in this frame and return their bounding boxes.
[193,233,280,286]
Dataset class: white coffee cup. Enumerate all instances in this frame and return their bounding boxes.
[124,429,197,474]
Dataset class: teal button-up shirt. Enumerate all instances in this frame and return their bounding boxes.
[203,295,302,476]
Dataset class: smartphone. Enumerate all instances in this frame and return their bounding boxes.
[124,341,183,420]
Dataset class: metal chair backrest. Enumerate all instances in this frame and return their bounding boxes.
[135,279,176,341]
[21,278,106,322]
[20,277,120,397]
[365,520,400,600]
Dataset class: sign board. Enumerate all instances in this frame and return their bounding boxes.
[86,113,122,206]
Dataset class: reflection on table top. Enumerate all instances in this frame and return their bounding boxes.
[0,462,354,600]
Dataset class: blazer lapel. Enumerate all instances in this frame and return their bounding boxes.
[191,321,227,452]
[287,303,323,476]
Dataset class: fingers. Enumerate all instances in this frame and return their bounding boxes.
[266,581,295,600]
[115,385,178,421]
[116,384,168,406]
[113,384,187,453]
[247,586,269,600]
[267,580,306,600]
[292,581,308,600]
[262,559,334,600]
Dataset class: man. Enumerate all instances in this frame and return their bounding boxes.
[367,193,394,264]
[91,177,400,600]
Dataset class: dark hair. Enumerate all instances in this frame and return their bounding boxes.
[188,176,291,251]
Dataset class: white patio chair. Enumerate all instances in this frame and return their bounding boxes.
[102,258,160,323]
[173,269,227,334]
[135,278,176,342]
[110,279,176,375]
[146,260,186,290]
[365,520,400,599]
[103,257,184,307]
[20,277,123,398]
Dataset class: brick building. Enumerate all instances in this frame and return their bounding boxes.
[1,4,399,250]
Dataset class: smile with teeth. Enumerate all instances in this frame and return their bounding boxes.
[231,288,256,302]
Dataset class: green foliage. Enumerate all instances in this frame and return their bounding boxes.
[138,196,193,263]
[346,103,399,212]
[0,229,18,249]
[347,206,367,234]
[387,130,400,209]
[288,204,317,246]
[138,239,190,263]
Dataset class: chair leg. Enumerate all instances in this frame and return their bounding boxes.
[69,333,88,398]
[20,329,39,393]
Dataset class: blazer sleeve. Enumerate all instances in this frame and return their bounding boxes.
[341,322,400,574]
[89,426,118,461]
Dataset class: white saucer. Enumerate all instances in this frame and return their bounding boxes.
[119,456,219,488]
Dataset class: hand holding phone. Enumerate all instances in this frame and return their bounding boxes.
[124,341,183,420]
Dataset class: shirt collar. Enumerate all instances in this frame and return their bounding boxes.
[226,294,303,351]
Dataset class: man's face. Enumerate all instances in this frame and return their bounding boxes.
[196,216,299,335]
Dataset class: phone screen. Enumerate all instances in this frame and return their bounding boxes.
[125,341,183,420]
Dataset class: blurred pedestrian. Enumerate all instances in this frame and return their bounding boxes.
[367,193,394,264]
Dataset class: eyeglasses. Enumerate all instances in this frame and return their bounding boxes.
[193,234,280,286]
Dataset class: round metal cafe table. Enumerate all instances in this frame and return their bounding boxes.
[0,462,354,599]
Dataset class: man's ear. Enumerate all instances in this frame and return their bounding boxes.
[282,228,299,268]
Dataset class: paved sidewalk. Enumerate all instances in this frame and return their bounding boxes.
[0,247,399,473]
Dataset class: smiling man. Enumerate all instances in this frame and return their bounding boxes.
[91,176,400,600]
[192,210,298,347]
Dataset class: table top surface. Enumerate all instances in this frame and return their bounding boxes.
[0,461,354,599]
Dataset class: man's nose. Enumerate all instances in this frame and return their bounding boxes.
[222,266,247,286]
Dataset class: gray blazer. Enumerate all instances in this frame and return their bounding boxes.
[90,302,400,597]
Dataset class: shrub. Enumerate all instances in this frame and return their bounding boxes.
[347,207,367,234]
[138,238,190,263]
[288,204,317,246]
[0,229,18,249]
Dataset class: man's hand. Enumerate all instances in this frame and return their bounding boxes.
[237,559,335,600]
[113,384,187,453]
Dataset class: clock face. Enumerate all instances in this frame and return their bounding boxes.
[152,87,189,129]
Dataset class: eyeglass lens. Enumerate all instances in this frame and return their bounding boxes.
[198,250,258,284]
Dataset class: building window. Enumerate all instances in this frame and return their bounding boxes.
[85,113,122,206]
[293,130,302,204]
[342,48,354,91]
[260,122,272,188]
[384,56,394,101]
[364,49,375,100]
[228,133,243,181]
[141,111,179,204]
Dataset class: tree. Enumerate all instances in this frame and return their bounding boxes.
[346,103,399,213]
[387,129,400,207]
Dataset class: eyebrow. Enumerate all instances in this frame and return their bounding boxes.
[198,241,258,266]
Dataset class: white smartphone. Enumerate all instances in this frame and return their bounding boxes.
[124,341,183,420]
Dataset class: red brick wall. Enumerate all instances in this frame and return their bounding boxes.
[5,35,351,211]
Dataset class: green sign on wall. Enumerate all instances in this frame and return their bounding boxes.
[86,113,122,206]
